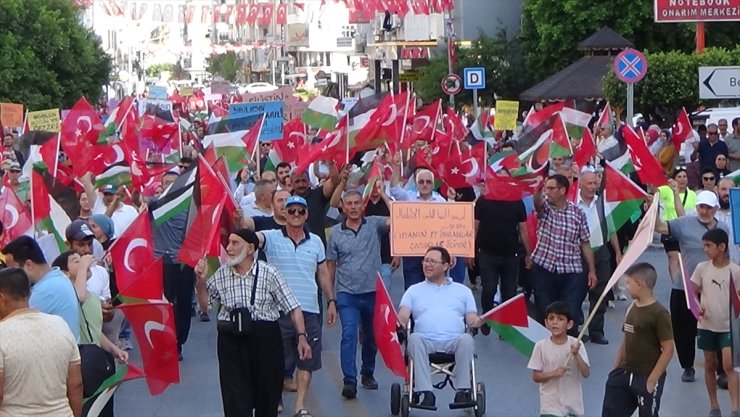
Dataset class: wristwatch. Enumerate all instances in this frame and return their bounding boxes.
[327,299,336,307]
[296,332,308,339]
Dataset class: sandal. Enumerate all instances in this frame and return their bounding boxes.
[293,409,313,417]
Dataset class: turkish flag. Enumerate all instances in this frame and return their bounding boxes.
[140,115,179,152]
[671,107,693,149]
[241,114,265,157]
[246,4,260,24]
[60,97,106,177]
[110,210,163,300]
[412,0,430,15]
[276,3,287,25]
[483,162,548,202]
[259,4,274,26]
[443,107,466,142]
[224,4,235,22]
[118,302,180,395]
[0,186,32,247]
[623,125,668,187]
[408,99,440,143]
[373,274,408,379]
[435,141,481,189]
[236,4,247,24]
[178,195,226,266]
[277,119,307,164]
[480,293,528,327]
[572,128,596,168]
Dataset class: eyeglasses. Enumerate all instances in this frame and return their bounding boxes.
[422,258,446,265]
[286,207,307,216]
[417,179,433,185]
[703,176,715,181]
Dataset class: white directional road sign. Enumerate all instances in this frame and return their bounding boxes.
[699,66,740,99]
[463,67,486,90]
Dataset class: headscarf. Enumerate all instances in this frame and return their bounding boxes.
[90,214,115,240]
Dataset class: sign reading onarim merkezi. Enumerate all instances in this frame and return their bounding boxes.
[654,0,740,22]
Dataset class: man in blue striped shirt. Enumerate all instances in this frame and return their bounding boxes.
[255,195,336,417]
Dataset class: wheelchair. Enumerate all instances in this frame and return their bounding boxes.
[390,323,486,417]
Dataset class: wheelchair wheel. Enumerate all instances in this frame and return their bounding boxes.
[390,383,401,415]
[400,395,410,417]
[475,382,486,416]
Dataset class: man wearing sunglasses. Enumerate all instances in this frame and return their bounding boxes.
[254,195,336,417]
[697,123,729,173]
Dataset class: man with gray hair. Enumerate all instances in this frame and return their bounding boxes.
[327,188,391,399]
[241,178,275,218]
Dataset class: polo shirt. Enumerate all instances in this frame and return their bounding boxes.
[29,268,81,342]
[400,278,477,343]
[262,227,326,314]
[327,216,389,295]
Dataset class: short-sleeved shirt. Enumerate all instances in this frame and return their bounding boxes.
[475,198,526,257]
[657,186,697,221]
[29,268,81,342]
[327,216,389,295]
[79,296,103,346]
[365,199,392,263]
[528,336,589,417]
[698,139,729,171]
[252,216,283,262]
[261,227,326,314]
[691,261,740,332]
[0,311,80,417]
[621,301,673,375]
[399,278,477,343]
[668,217,729,290]
[206,260,300,321]
[304,187,331,244]
[86,265,111,300]
[532,200,590,273]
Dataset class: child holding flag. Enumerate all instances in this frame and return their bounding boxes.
[602,263,674,417]
[691,229,740,417]
[527,301,590,417]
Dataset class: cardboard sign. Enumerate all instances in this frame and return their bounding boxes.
[241,86,293,103]
[137,99,172,116]
[0,103,24,127]
[180,86,194,97]
[229,101,284,140]
[494,100,519,131]
[27,109,60,132]
[149,85,168,100]
[390,201,475,257]
[211,80,230,96]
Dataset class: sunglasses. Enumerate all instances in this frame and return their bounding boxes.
[260,143,271,147]
[703,176,715,181]
[286,207,307,216]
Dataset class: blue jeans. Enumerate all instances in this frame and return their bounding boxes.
[379,263,393,293]
[449,258,466,284]
[533,263,587,336]
[337,292,377,383]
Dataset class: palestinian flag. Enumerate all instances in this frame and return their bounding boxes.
[149,166,196,226]
[302,96,340,131]
[596,102,614,130]
[201,130,254,175]
[559,107,591,140]
[489,315,550,358]
[99,97,135,143]
[549,115,573,158]
[94,162,132,189]
[83,363,145,417]
[361,159,382,203]
[469,109,494,143]
[31,169,71,252]
[481,294,528,327]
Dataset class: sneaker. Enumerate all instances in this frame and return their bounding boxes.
[199,311,210,322]
[341,381,357,399]
[480,323,491,336]
[708,409,722,417]
[718,373,728,390]
[608,300,616,309]
[414,391,436,410]
[729,410,740,417]
[119,338,134,351]
[361,374,378,390]
[452,390,472,406]
[681,367,695,382]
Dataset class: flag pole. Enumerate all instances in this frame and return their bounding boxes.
[20,110,28,135]
[345,114,350,166]
[252,114,266,174]
[29,168,36,234]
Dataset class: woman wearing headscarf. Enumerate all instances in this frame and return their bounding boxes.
[656,130,677,176]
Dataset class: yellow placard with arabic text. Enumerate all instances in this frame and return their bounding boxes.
[390,202,475,258]
[494,100,519,131]
[27,109,60,132]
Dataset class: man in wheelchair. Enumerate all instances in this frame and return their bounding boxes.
[397,246,483,410]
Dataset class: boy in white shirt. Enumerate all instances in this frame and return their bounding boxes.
[528,301,590,417]
[691,228,740,417]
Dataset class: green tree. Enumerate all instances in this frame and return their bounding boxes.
[146,63,176,78]
[0,0,111,110]
[205,52,243,82]
[521,0,740,82]
[603,46,740,122]
[415,31,530,108]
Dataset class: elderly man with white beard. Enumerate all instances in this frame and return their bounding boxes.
[195,228,310,417]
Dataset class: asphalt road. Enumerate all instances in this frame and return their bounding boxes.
[116,247,729,417]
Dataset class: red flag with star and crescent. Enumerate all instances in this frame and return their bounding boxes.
[0,186,32,247]
[110,210,163,300]
[374,274,408,379]
[246,4,260,24]
[671,107,693,149]
[118,302,180,395]
[276,3,287,25]
[259,4,274,26]
[623,125,668,187]
[277,119,307,164]
[60,97,106,177]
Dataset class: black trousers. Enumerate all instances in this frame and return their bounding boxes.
[585,246,612,338]
[670,288,697,370]
[602,367,666,417]
[217,321,284,417]
[477,250,519,312]
[163,263,195,350]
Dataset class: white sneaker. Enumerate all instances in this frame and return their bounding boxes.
[608,300,616,309]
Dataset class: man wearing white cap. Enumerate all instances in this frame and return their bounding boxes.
[656,189,730,384]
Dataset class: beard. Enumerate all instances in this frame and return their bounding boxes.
[720,197,730,210]
[226,247,248,267]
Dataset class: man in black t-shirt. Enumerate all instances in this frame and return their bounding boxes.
[289,166,340,245]
[472,195,531,335]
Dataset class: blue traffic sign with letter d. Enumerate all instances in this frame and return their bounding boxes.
[463,67,486,90]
